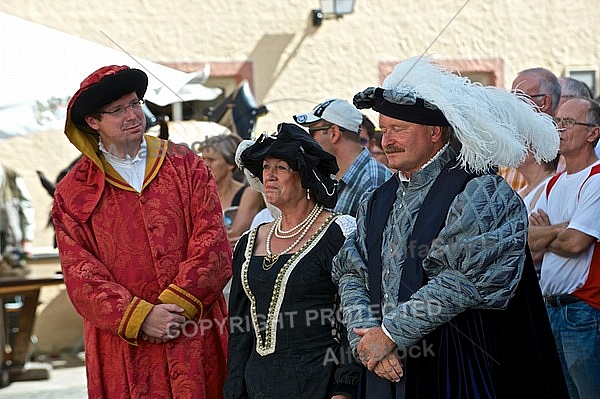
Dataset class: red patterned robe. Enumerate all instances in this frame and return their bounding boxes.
[52,135,232,399]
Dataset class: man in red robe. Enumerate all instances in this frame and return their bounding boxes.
[52,65,232,398]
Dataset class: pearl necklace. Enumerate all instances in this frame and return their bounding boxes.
[263,205,323,270]
[274,203,321,239]
[243,213,339,355]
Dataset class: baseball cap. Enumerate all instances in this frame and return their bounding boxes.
[293,98,362,133]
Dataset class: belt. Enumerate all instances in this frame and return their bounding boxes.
[544,294,582,307]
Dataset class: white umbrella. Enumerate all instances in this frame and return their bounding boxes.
[0,12,222,138]
[146,120,233,151]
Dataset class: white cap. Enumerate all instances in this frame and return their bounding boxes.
[293,98,362,133]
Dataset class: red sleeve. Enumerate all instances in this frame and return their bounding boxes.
[52,183,153,345]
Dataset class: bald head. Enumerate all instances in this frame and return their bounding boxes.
[512,67,561,116]
[558,77,593,109]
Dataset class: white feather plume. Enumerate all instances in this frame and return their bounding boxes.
[382,56,559,171]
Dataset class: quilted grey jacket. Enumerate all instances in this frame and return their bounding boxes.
[332,146,528,351]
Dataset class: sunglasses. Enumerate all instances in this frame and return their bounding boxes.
[308,125,333,134]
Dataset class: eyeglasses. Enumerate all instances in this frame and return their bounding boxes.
[554,117,597,129]
[308,125,333,135]
[99,99,144,117]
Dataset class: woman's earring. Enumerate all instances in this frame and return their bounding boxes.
[306,189,310,200]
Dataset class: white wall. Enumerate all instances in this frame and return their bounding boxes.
[1,0,599,248]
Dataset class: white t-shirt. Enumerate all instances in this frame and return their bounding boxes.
[521,175,553,214]
[535,160,600,296]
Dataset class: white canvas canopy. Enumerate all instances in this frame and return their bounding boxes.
[0,12,222,138]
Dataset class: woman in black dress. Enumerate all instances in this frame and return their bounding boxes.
[223,123,359,399]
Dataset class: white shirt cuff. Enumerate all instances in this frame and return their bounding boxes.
[381,323,394,341]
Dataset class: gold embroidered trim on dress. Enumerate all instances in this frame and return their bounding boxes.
[241,213,339,356]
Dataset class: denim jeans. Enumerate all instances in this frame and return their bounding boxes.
[546,301,600,399]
